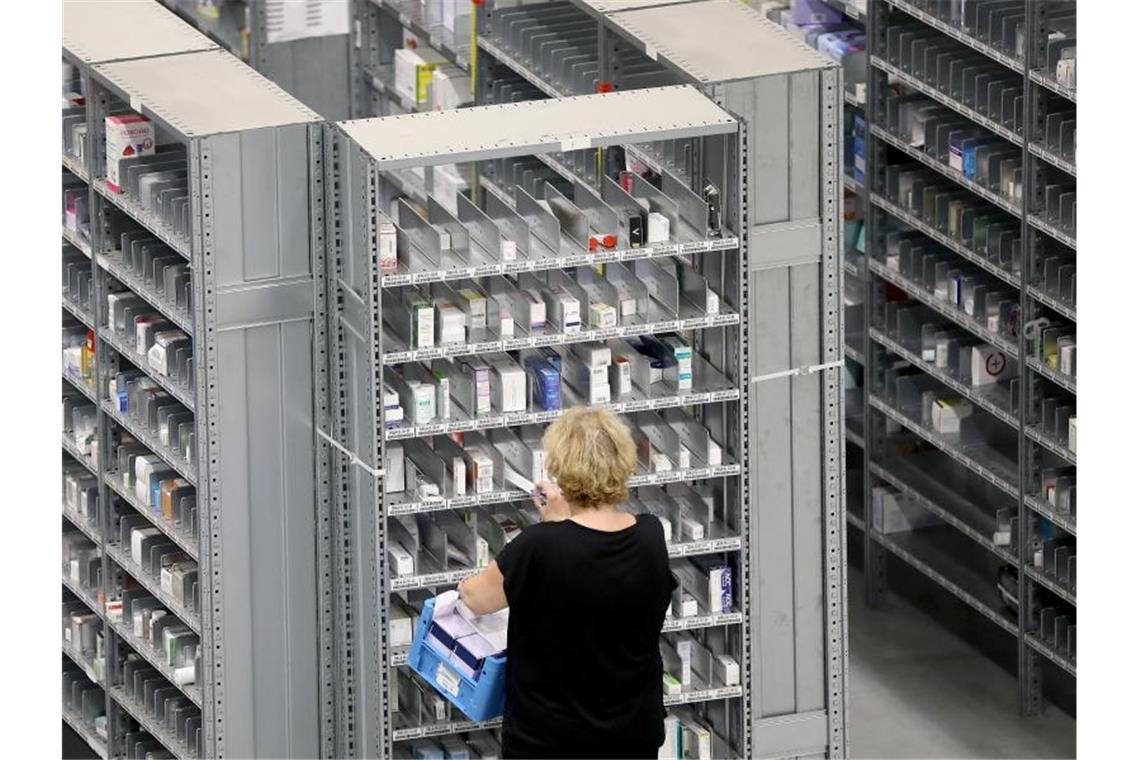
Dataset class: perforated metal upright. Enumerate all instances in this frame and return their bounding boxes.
[63,2,331,755]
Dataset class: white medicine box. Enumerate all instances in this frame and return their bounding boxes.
[105,114,155,192]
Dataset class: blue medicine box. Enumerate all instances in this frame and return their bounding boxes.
[407,597,508,722]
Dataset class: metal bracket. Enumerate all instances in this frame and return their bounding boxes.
[749,359,843,385]
[316,428,385,479]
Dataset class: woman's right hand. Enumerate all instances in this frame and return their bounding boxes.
[534,480,570,522]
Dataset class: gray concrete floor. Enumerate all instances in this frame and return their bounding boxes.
[848,569,1076,758]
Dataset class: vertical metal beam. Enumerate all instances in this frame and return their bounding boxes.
[818,65,849,759]
[1017,0,1047,717]
[310,124,338,759]
[862,0,888,609]
[84,68,120,759]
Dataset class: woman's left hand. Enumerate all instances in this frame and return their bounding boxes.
[534,480,570,522]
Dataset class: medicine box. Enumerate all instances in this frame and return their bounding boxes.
[105,114,155,193]
[871,485,940,534]
[394,47,450,104]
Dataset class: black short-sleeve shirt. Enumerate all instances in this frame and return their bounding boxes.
[493,513,676,759]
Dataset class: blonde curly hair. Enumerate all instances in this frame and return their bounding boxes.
[542,406,637,509]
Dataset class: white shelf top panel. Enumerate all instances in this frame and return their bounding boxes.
[607,0,834,83]
[339,85,736,170]
[92,50,321,138]
[63,0,218,64]
[572,0,700,14]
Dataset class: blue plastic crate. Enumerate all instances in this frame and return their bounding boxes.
[406,597,507,722]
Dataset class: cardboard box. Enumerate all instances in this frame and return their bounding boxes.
[871,485,940,534]
[378,220,398,274]
[931,397,974,434]
[970,345,1015,386]
[394,47,449,104]
[105,114,155,193]
[489,357,526,413]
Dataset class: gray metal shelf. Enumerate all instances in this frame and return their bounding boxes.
[63,152,90,183]
[101,400,197,485]
[62,573,104,620]
[392,716,503,743]
[870,56,1022,146]
[382,311,738,364]
[869,193,1019,288]
[110,685,194,760]
[868,523,1019,636]
[880,0,1023,74]
[871,125,1023,218]
[1026,356,1077,394]
[869,394,1019,498]
[104,473,198,561]
[62,435,98,477]
[1029,70,1076,103]
[379,235,738,288]
[389,461,740,517]
[384,382,740,442]
[63,225,93,259]
[476,35,563,98]
[62,294,95,331]
[63,501,102,546]
[64,368,97,403]
[1025,426,1076,466]
[390,533,741,593]
[1024,565,1075,607]
[869,259,1019,357]
[100,327,195,409]
[870,457,1014,564]
[1028,142,1076,177]
[105,542,200,635]
[61,705,109,760]
[107,614,202,707]
[1026,284,1076,322]
[92,181,191,260]
[63,637,103,687]
[1024,493,1076,537]
[1027,213,1076,250]
[98,252,194,334]
[870,328,1018,429]
[1025,632,1076,676]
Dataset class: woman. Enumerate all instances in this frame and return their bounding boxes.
[458,406,676,759]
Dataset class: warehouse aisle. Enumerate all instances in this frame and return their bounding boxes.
[847,569,1076,758]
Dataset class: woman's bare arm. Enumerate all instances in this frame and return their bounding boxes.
[458,560,508,615]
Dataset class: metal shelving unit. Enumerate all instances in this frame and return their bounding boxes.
[158,0,352,119]
[62,3,329,756]
[327,3,849,756]
[852,0,1077,716]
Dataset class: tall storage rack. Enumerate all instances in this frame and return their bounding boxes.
[328,3,848,757]
[849,0,1077,714]
[319,85,756,759]
[157,0,353,119]
[62,2,330,755]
